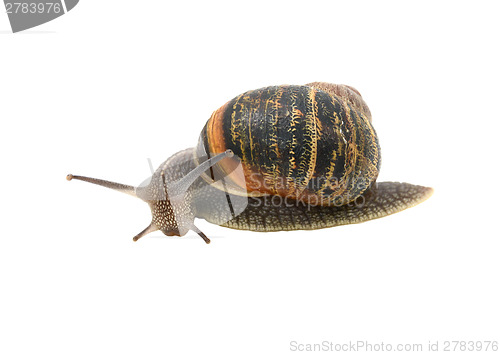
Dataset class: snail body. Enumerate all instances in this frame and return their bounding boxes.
[67,82,433,243]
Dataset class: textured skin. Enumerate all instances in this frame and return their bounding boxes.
[196,84,381,207]
[136,149,197,236]
[171,148,434,232]
[208,182,433,232]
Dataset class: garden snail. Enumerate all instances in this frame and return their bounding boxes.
[67,82,433,243]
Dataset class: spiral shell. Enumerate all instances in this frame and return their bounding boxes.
[195,82,381,206]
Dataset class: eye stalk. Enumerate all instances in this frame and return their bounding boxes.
[67,149,234,244]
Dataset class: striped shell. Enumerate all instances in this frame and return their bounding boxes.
[195,82,381,206]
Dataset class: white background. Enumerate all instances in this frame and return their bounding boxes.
[1,1,499,354]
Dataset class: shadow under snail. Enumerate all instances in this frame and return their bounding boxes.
[67,82,433,243]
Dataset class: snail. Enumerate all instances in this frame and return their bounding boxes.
[67,82,433,243]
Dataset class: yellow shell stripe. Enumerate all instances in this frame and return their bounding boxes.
[286,88,299,195]
[349,104,379,200]
[359,110,380,180]
[336,99,358,202]
[315,94,354,203]
[350,106,366,197]
[319,105,342,199]
[247,97,255,166]
[265,87,284,196]
[294,87,318,196]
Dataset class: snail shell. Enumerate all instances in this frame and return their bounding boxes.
[195,82,381,206]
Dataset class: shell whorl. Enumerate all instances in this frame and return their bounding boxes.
[195,83,381,206]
